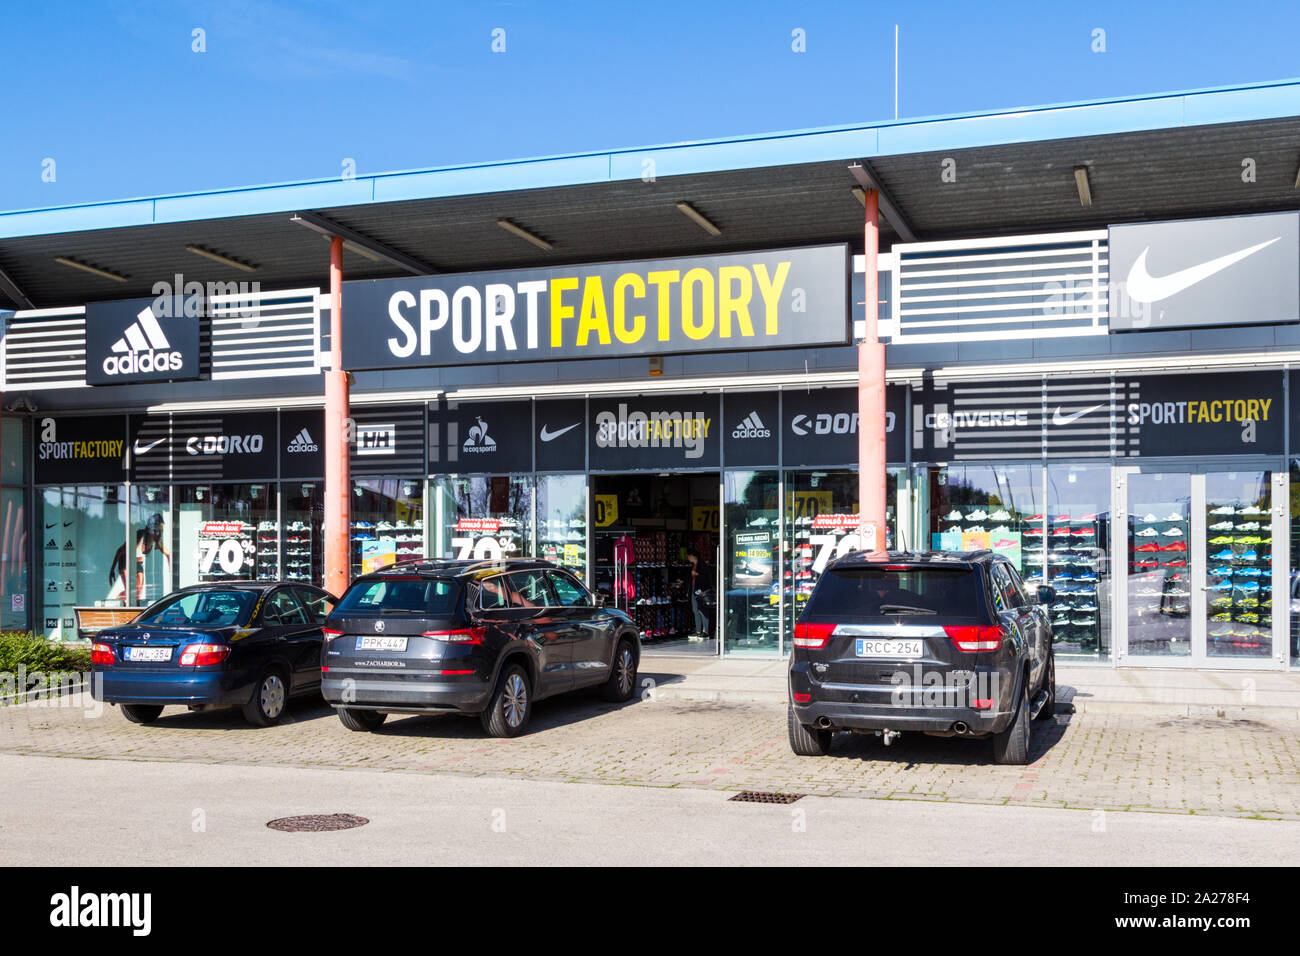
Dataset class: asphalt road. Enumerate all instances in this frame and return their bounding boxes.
[2,753,1296,866]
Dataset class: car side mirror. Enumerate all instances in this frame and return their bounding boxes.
[1036,586,1055,604]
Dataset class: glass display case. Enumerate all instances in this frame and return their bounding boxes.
[1125,473,1192,658]
[174,484,274,588]
[1045,463,1111,660]
[725,470,779,654]
[1204,472,1272,660]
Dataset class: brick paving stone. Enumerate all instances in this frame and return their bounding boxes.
[1,692,1298,819]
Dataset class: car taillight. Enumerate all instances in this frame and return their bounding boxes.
[792,622,835,649]
[91,643,114,665]
[944,625,1004,653]
[179,643,231,666]
[421,627,487,644]
[321,627,344,641]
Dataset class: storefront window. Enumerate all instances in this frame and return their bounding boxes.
[2,486,28,631]
[39,484,128,640]
[430,476,530,566]
[536,475,586,578]
[1125,472,1191,658]
[353,478,425,575]
[281,481,324,585]
[786,469,896,636]
[174,484,275,588]
[130,484,174,606]
[1046,463,1111,661]
[1204,471,1272,660]
[725,470,779,654]
[3,418,25,485]
[927,464,1043,579]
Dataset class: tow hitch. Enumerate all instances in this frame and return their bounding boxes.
[875,729,901,746]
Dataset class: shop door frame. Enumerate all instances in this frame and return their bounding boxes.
[1113,459,1288,670]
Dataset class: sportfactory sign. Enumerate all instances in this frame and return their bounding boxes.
[342,244,850,369]
[1108,212,1300,332]
[85,296,200,385]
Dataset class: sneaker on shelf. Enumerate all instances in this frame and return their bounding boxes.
[1208,520,1234,531]
[1235,521,1261,531]
[967,510,988,521]
[1210,548,1235,560]
[1237,505,1264,515]
[1135,542,1161,552]
[989,509,1011,521]
[1160,541,1187,552]
[1208,506,1235,515]
[1139,512,1159,522]
[1161,527,1183,536]
[1135,528,1159,537]
[1208,535,1234,545]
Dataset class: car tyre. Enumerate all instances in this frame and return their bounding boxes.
[242,669,289,727]
[787,705,833,757]
[481,664,531,738]
[600,638,638,703]
[1034,652,1057,722]
[120,704,163,724]
[337,707,387,732]
[992,682,1031,765]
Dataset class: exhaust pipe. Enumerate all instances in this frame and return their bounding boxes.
[816,716,833,729]
[953,721,969,735]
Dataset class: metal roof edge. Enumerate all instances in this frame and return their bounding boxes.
[3,76,1299,240]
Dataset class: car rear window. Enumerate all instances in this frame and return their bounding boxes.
[804,566,985,619]
[336,577,460,615]
[136,590,257,627]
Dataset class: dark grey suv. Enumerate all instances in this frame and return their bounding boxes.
[788,550,1056,764]
[321,559,641,737]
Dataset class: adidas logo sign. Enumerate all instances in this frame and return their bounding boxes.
[101,306,184,376]
[287,428,318,453]
[732,411,771,439]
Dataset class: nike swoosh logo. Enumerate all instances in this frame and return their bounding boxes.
[1052,403,1106,427]
[133,437,167,454]
[1126,238,1280,304]
[539,423,579,442]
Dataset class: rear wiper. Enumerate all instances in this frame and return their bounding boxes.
[878,604,934,615]
[380,608,418,614]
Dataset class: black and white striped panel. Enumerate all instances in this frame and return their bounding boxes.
[2,310,88,390]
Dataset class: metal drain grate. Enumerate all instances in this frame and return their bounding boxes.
[729,790,805,805]
[267,813,369,832]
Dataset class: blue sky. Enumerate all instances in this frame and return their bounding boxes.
[3,0,1300,212]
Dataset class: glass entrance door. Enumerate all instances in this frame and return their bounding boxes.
[1117,466,1285,667]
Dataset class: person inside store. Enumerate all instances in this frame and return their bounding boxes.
[107,512,172,605]
[686,549,710,637]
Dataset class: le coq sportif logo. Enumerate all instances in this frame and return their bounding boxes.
[101,306,184,377]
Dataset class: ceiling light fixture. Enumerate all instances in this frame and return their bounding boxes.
[1073,166,1093,207]
[185,245,259,273]
[53,257,128,282]
[496,218,554,251]
[675,201,721,236]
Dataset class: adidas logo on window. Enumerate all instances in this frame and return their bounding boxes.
[731,411,771,439]
[101,306,183,376]
[287,428,318,453]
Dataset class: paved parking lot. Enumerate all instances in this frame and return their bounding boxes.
[2,671,1297,821]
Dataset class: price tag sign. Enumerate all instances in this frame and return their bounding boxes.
[594,495,619,528]
[788,491,833,522]
[691,506,720,532]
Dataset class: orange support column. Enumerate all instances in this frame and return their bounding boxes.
[858,188,888,553]
[323,235,351,597]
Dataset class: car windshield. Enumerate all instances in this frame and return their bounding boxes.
[336,577,460,615]
[805,566,985,619]
[135,590,257,627]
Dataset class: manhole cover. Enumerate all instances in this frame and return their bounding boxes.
[266,813,369,832]
[729,790,804,805]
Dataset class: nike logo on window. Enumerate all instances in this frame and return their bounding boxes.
[1125,238,1280,304]
[1052,403,1106,426]
[539,423,579,442]
[133,437,167,454]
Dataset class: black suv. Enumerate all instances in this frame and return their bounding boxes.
[321,559,641,737]
[788,550,1055,764]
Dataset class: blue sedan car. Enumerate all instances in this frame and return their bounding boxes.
[91,582,336,726]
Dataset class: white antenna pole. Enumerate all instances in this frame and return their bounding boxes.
[894,24,899,119]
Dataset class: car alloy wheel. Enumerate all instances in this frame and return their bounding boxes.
[260,674,286,720]
[503,672,528,728]
[616,646,635,697]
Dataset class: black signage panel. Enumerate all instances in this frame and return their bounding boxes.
[34,415,128,485]
[349,405,426,476]
[782,386,906,467]
[1116,370,1283,457]
[85,296,201,385]
[723,391,779,467]
[342,244,850,370]
[280,408,325,479]
[1044,376,1113,458]
[535,399,586,472]
[129,411,278,482]
[588,396,720,470]
[912,380,1042,461]
[428,400,533,475]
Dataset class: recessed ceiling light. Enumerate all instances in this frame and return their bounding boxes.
[675,201,721,236]
[497,218,554,251]
[185,245,258,272]
[1073,166,1093,207]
